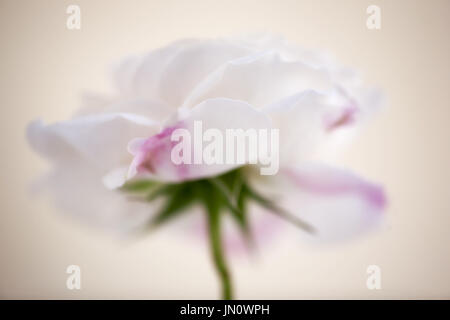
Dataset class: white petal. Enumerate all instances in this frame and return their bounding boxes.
[278,164,386,242]
[179,98,273,179]
[128,98,273,182]
[113,39,252,107]
[264,84,378,166]
[102,166,129,189]
[111,39,197,99]
[27,113,159,172]
[182,51,333,109]
[39,160,156,232]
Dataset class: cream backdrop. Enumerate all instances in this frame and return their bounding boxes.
[1,0,449,299]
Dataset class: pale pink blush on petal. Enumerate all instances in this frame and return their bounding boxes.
[324,104,359,132]
[128,123,190,181]
[284,166,386,210]
[127,137,147,156]
[279,164,387,243]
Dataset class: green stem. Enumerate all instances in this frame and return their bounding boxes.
[207,202,233,300]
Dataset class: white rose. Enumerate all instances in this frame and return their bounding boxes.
[27,34,385,241]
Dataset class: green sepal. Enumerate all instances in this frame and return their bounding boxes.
[120,179,158,193]
[149,183,197,227]
[244,183,315,234]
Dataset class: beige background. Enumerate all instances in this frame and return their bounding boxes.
[1,0,449,299]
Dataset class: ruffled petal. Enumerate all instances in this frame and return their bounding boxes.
[128,98,272,182]
[113,39,252,107]
[112,39,197,101]
[182,51,333,109]
[264,90,359,164]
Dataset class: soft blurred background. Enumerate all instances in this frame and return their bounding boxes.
[1,0,449,299]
